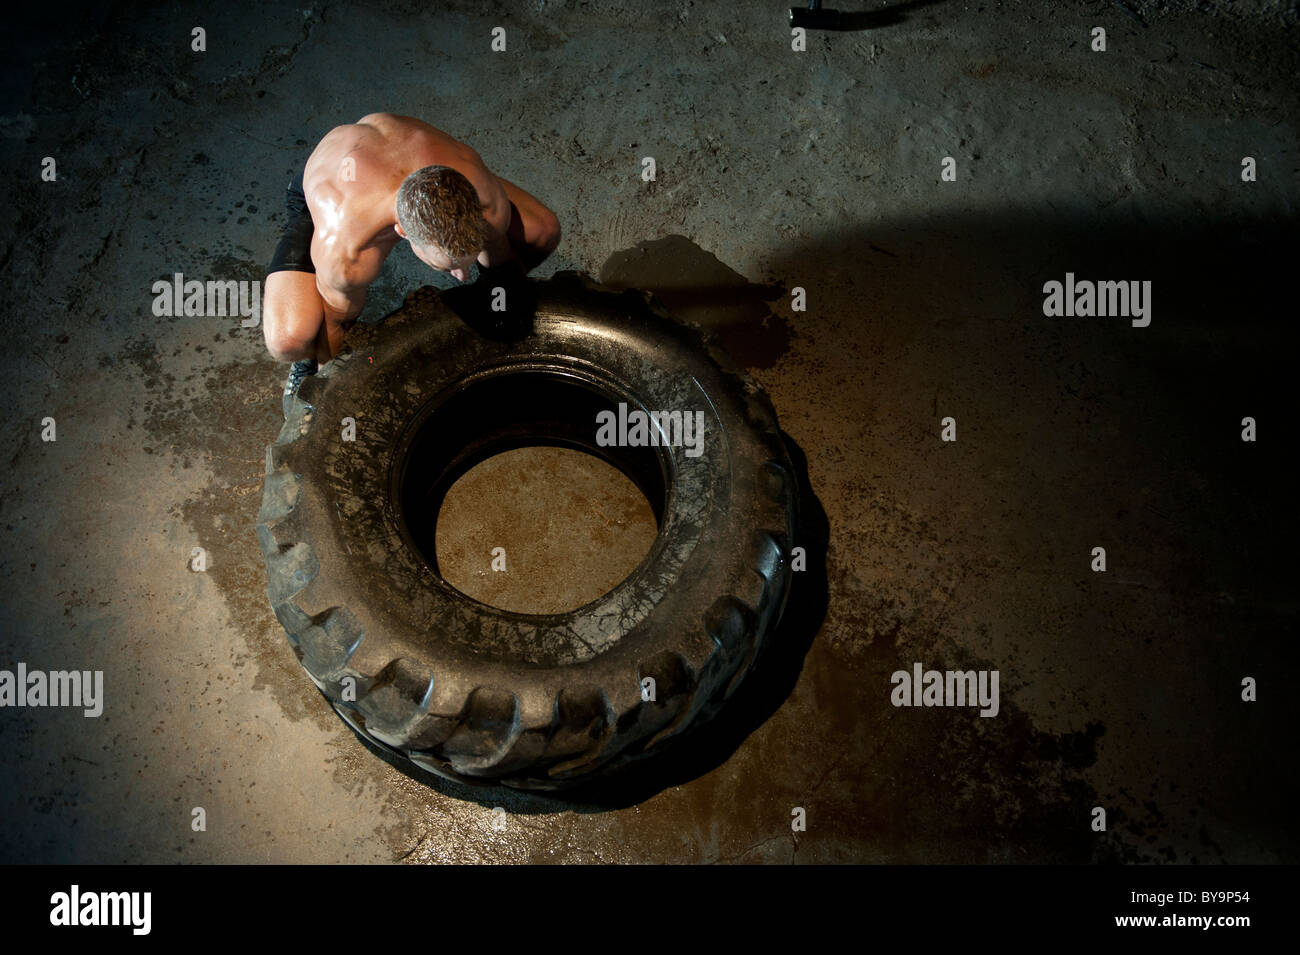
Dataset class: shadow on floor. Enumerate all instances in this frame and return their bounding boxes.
[790,0,950,33]
[339,204,1299,859]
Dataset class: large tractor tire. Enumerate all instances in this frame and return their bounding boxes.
[256,271,796,790]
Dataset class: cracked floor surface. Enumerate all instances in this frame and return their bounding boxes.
[0,0,1296,863]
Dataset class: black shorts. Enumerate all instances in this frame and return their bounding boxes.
[266,169,316,274]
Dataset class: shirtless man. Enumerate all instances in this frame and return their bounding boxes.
[263,113,561,412]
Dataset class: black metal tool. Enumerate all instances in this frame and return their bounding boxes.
[789,0,842,29]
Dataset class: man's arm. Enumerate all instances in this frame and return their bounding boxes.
[311,233,381,361]
[478,228,516,270]
[479,174,561,274]
[313,285,362,363]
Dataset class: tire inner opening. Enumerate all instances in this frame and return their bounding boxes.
[395,369,669,616]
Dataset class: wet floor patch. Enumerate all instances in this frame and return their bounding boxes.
[112,337,340,732]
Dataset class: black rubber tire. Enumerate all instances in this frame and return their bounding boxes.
[257,271,796,790]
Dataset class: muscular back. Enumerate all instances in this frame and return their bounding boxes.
[302,114,511,294]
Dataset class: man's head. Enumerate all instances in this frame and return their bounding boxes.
[394,165,487,280]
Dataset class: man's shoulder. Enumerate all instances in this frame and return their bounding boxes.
[353,112,403,133]
[356,113,457,143]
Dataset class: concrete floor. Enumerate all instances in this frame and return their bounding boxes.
[436,446,658,615]
[1,0,1296,863]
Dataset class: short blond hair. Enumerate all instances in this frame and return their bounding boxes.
[395,165,488,259]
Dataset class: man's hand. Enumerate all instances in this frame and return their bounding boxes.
[477,227,519,271]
